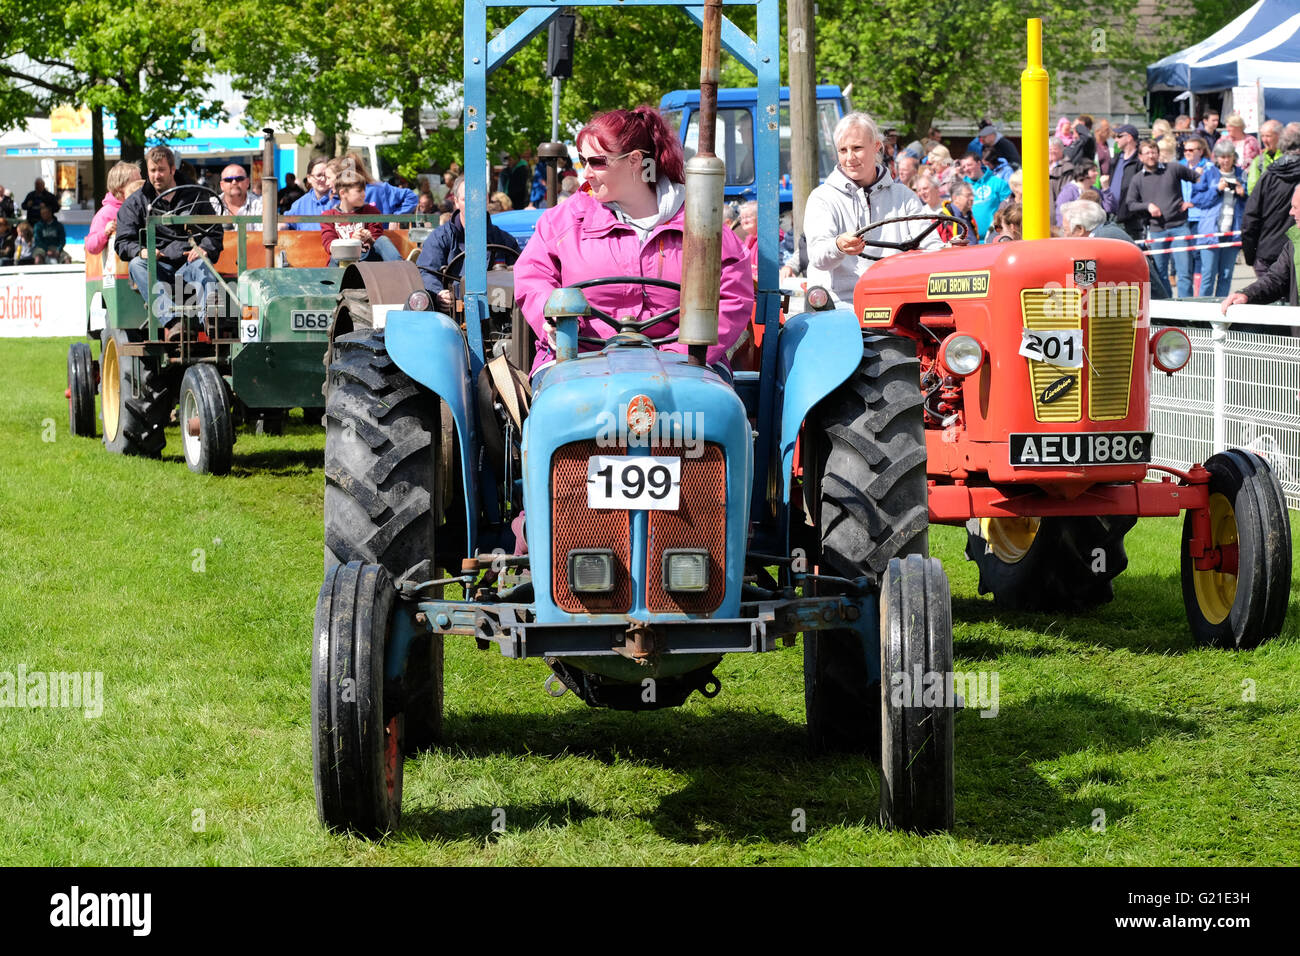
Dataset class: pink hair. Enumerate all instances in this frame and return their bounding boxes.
[1055,117,1076,145]
[578,106,685,184]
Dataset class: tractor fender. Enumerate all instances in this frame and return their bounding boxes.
[385,310,479,556]
[776,307,864,504]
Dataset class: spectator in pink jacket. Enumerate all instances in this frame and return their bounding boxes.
[513,105,754,374]
[84,161,142,257]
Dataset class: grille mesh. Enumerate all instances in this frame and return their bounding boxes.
[647,445,727,613]
[1087,285,1140,420]
[551,441,632,613]
[1022,288,1082,422]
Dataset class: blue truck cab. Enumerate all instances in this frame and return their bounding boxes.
[659,85,847,206]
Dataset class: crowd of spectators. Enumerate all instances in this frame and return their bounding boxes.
[804,106,1300,306]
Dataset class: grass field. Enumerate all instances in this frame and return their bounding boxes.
[1,336,1298,865]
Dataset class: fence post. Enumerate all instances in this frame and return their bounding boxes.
[1211,320,1228,451]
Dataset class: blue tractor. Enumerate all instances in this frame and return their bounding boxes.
[312,0,956,836]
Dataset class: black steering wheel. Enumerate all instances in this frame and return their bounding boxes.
[433,243,523,286]
[852,213,970,260]
[144,184,225,249]
[568,276,682,346]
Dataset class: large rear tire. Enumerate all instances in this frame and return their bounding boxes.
[879,554,955,833]
[1181,450,1290,649]
[100,328,167,457]
[324,329,443,752]
[312,561,404,836]
[804,334,929,754]
[67,341,96,437]
[817,333,929,574]
[964,514,1137,611]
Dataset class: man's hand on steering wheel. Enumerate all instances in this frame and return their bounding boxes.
[851,213,971,259]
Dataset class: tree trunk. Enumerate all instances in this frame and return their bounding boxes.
[91,105,107,210]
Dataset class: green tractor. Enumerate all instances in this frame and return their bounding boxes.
[69,139,432,475]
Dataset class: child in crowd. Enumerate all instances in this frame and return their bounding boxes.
[320,170,402,264]
[14,222,35,265]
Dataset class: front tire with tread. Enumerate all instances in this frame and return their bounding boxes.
[179,364,233,475]
[1181,449,1290,649]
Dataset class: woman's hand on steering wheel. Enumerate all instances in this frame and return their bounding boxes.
[568,276,682,346]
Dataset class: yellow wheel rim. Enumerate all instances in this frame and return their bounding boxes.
[982,516,1041,564]
[102,336,120,442]
[1192,492,1238,625]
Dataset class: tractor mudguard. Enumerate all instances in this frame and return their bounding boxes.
[384,309,479,555]
[775,307,865,503]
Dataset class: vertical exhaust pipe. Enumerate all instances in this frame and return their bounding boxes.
[1020,20,1050,240]
[679,0,725,367]
[261,128,279,265]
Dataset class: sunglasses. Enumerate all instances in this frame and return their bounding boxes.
[222,176,247,183]
[578,150,633,170]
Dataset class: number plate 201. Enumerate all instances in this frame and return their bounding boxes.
[1019,328,1083,368]
[586,456,680,510]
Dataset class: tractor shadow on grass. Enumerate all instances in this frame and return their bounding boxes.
[401,688,1200,845]
[397,709,878,844]
[955,689,1199,843]
[159,447,324,476]
[950,573,1197,658]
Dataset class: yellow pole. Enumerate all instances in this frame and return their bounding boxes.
[1021,18,1050,240]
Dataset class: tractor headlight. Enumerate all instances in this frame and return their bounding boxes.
[406,290,432,312]
[939,333,984,376]
[568,549,615,594]
[1151,327,1191,375]
[806,286,832,311]
[663,550,709,593]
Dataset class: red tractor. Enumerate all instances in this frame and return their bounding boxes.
[836,218,1290,648]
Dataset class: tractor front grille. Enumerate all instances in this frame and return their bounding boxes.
[1086,284,1140,420]
[551,440,632,613]
[646,446,727,613]
[1022,288,1083,422]
[1021,286,1140,423]
[550,440,727,615]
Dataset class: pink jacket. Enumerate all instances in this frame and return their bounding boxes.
[85,192,122,256]
[513,188,754,373]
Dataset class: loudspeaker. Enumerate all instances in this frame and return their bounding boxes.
[547,14,576,78]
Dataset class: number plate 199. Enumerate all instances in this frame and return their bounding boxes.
[587,456,680,510]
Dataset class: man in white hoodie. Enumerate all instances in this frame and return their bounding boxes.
[804,112,944,306]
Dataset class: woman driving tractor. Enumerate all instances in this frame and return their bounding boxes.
[513,106,754,374]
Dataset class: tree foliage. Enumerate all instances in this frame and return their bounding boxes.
[0,0,219,162]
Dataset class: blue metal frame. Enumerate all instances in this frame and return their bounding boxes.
[462,2,782,498]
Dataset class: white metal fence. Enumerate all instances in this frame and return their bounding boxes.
[1150,300,1300,510]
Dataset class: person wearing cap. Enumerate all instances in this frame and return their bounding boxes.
[978,124,1021,170]
[1105,123,1144,237]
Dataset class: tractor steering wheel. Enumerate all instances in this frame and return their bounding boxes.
[852,213,970,260]
[569,276,682,346]
[432,243,523,286]
[144,184,226,250]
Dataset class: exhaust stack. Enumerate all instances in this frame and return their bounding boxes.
[678,0,725,367]
[1020,20,1050,240]
[261,128,279,264]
